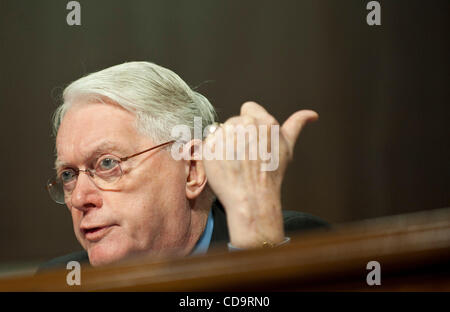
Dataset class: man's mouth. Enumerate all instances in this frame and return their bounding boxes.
[81,225,116,242]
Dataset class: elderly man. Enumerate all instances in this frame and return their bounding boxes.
[39,62,328,271]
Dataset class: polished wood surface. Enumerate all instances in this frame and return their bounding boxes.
[1,207,449,291]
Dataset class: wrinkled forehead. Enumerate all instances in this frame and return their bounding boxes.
[54,101,144,168]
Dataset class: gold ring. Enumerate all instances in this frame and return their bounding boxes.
[207,122,222,135]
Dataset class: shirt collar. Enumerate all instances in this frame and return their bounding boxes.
[190,209,214,255]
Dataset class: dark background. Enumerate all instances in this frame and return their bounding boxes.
[0,0,448,267]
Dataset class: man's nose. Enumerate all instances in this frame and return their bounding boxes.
[70,171,103,211]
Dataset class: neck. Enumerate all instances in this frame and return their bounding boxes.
[184,193,213,255]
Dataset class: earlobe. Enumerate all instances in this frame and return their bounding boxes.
[185,140,207,200]
[186,159,208,200]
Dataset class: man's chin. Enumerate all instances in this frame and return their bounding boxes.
[86,243,131,267]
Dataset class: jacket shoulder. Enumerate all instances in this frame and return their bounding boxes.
[282,210,330,234]
[211,200,330,244]
[36,251,89,274]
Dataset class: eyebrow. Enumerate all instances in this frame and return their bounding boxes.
[54,140,126,171]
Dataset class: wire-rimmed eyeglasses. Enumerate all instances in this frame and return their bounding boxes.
[46,140,175,204]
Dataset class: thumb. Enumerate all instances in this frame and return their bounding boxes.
[281,110,319,154]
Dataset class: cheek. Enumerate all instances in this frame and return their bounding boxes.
[70,208,85,246]
[110,171,188,249]
[120,156,188,218]
[123,199,163,246]
[69,207,80,226]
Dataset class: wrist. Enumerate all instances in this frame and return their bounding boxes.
[226,208,285,249]
[228,237,291,251]
[220,194,284,249]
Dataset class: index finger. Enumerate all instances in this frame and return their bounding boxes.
[240,101,271,119]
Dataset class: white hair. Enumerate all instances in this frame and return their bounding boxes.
[52,61,217,143]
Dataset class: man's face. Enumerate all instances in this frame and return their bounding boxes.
[56,101,192,266]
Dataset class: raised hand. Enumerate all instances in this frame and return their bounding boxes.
[203,101,318,248]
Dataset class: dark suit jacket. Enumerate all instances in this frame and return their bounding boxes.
[37,200,329,273]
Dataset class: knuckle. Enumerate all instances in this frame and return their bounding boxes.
[241,115,256,125]
[242,101,258,110]
[240,101,261,115]
[266,116,278,125]
[224,116,239,125]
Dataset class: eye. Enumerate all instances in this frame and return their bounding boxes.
[97,157,119,171]
[60,169,76,184]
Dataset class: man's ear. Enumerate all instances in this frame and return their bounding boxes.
[184,139,207,200]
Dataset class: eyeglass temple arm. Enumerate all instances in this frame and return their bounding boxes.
[120,140,175,162]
